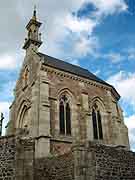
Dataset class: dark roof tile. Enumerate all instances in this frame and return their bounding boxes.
[38,52,120,100]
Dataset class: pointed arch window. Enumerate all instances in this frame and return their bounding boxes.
[92,103,103,140]
[19,105,29,129]
[59,95,71,135]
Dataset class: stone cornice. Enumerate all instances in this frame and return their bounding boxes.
[50,137,73,143]
[35,135,52,140]
[41,65,118,98]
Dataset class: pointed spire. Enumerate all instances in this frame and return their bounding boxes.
[32,5,37,21]
[23,7,42,51]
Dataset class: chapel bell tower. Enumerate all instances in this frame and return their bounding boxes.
[23,6,42,52]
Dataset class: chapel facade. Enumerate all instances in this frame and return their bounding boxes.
[6,9,129,158]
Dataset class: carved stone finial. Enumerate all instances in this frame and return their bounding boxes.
[33,5,37,20]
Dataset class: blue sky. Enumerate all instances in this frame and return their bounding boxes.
[0,0,135,150]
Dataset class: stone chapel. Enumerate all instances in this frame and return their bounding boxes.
[6,9,129,158]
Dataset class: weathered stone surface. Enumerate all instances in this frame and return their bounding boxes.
[50,140,72,155]
[0,136,135,180]
[95,144,135,180]
[15,137,34,180]
[35,152,73,180]
[73,142,135,180]
[0,136,16,180]
[0,136,34,180]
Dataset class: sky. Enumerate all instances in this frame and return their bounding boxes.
[0,0,135,150]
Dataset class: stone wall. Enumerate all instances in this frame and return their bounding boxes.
[15,137,34,180]
[73,142,135,180]
[0,135,34,180]
[0,135,73,180]
[95,144,135,180]
[0,135,16,180]
[50,140,72,155]
[0,135,135,180]
[35,152,73,180]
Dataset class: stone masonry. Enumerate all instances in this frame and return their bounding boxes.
[0,136,16,180]
[0,135,34,180]
[35,152,73,180]
[0,135,135,180]
[73,142,135,180]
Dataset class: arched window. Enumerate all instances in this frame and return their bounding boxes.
[92,103,103,140]
[92,109,98,139]
[59,95,71,135]
[19,105,28,129]
[59,101,65,134]
[97,110,103,139]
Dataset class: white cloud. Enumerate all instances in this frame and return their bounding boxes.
[48,12,100,59]
[0,53,23,70]
[44,12,99,59]
[104,53,124,63]
[74,36,99,57]
[41,0,128,59]
[0,81,15,135]
[0,81,15,100]
[0,0,128,62]
[0,54,17,70]
[89,0,128,16]
[0,102,10,116]
[63,14,97,34]
[69,59,80,66]
[125,115,135,130]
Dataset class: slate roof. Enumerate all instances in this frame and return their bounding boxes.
[38,52,120,100]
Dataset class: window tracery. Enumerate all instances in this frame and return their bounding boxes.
[59,94,71,135]
[92,103,103,140]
